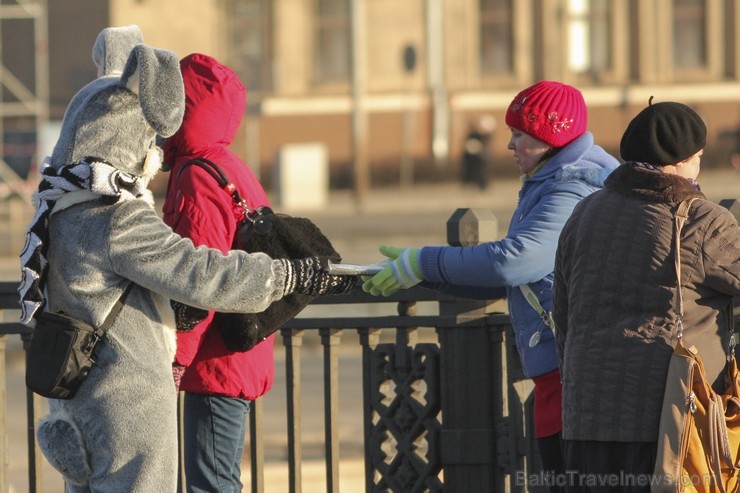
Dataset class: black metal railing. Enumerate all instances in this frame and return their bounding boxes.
[0,281,548,493]
[0,204,562,492]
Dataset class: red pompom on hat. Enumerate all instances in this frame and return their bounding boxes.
[505,80,588,148]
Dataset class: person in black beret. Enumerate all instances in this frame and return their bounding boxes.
[553,98,740,492]
[620,97,707,166]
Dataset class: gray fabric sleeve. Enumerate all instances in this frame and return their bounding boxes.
[107,200,289,314]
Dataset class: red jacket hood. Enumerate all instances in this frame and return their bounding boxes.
[164,53,246,161]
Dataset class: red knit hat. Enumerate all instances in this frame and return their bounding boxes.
[505,81,588,148]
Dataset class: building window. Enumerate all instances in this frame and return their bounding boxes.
[673,0,707,69]
[313,0,351,84]
[566,0,612,76]
[231,0,273,94]
[479,0,513,76]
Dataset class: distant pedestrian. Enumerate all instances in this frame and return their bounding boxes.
[553,99,740,492]
[461,115,496,190]
[363,80,619,493]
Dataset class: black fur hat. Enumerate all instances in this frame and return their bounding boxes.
[215,211,352,351]
[173,209,356,352]
[620,98,706,166]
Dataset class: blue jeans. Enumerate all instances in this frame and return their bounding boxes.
[182,393,250,493]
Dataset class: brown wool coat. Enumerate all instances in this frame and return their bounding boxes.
[553,164,740,442]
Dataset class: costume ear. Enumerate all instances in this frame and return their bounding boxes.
[120,44,184,138]
[92,25,144,77]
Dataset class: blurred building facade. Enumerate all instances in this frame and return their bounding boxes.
[3,0,740,191]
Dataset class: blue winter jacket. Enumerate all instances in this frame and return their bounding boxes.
[419,132,619,378]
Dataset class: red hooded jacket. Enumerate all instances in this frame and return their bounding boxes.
[161,53,274,399]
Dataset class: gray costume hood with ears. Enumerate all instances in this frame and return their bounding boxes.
[20,28,171,325]
[50,43,184,178]
[19,41,185,324]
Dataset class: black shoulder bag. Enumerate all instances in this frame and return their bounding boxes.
[174,158,343,351]
[26,284,133,399]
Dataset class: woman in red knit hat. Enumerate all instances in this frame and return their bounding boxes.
[363,80,620,492]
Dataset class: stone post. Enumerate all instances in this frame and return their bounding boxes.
[438,208,508,491]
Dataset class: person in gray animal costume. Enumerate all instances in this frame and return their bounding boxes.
[19,26,355,492]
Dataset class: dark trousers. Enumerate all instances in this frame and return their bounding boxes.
[562,440,657,493]
[538,433,566,493]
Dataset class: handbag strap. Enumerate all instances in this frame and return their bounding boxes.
[176,157,273,236]
[95,283,133,337]
[177,157,250,212]
[675,198,738,354]
[519,283,556,347]
[674,198,698,340]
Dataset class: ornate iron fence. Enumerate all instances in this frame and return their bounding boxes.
[0,281,548,493]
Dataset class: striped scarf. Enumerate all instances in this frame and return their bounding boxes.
[18,157,149,325]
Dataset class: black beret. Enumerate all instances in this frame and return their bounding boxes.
[620,100,706,166]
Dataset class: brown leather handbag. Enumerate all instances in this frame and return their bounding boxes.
[653,199,740,493]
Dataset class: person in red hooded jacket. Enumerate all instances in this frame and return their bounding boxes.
[161,53,272,492]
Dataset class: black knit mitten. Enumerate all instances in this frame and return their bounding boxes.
[281,257,358,296]
[170,300,208,332]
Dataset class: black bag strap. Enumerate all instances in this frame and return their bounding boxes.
[178,157,247,209]
[176,157,273,228]
[95,283,133,337]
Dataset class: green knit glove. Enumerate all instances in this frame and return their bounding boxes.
[362,245,423,296]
